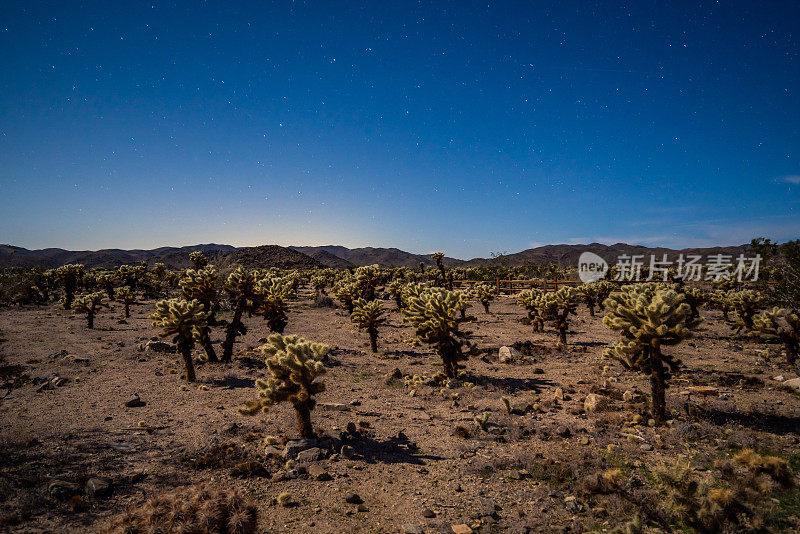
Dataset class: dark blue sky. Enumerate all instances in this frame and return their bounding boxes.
[1,1,798,258]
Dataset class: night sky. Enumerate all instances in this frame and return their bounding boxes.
[1,1,798,258]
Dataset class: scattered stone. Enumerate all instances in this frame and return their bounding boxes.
[296,447,324,464]
[124,394,145,408]
[308,464,332,481]
[271,471,288,482]
[773,375,785,382]
[385,368,404,385]
[145,340,174,353]
[264,446,283,459]
[499,346,522,363]
[283,438,317,459]
[49,350,69,360]
[641,443,654,451]
[579,436,590,445]
[344,492,363,504]
[783,378,800,391]
[556,425,572,438]
[422,508,436,518]
[85,477,111,498]
[584,393,608,413]
[340,445,355,459]
[357,504,369,512]
[532,368,544,374]
[318,402,349,411]
[451,524,473,534]
[403,524,424,534]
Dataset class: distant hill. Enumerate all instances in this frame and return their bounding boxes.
[0,244,236,269]
[462,243,752,267]
[214,245,323,270]
[0,242,753,270]
[290,246,466,268]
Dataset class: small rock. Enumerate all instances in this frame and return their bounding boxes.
[344,492,363,504]
[124,394,145,408]
[773,375,785,382]
[85,477,111,498]
[385,368,404,385]
[641,443,653,451]
[579,436,590,445]
[451,525,473,534]
[264,446,283,459]
[296,447,324,464]
[403,524,424,534]
[556,425,572,438]
[686,386,719,396]
[533,368,544,374]
[220,422,240,435]
[552,387,564,402]
[308,464,332,481]
[499,346,522,363]
[340,445,354,459]
[145,340,174,353]
[283,438,317,459]
[784,378,800,391]
[318,402,349,411]
[271,471,287,482]
[422,508,436,518]
[357,504,369,512]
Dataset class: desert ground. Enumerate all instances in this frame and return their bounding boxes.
[1,291,799,533]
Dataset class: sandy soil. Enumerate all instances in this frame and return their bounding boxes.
[0,292,798,533]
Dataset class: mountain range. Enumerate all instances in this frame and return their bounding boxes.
[0,242,751,270]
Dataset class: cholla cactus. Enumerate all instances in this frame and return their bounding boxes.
[109,484,257,534]
[432,252,447,286]
[402,286,476,378]
[681,286,706,319]
[180,266,220,362]
[254,277,295,334]
[333,279,358,314]
[539,287,581,345]
[96,271,118,301]
[351,298,386,352]
[221,267,258,361]
[180,267,220,318]
[388,279,405,310]
[727,289,764,333]
[752,307,800,372]
[577,283,600,316]
[72,292,108,329]
[653,449,794,532]
[55,264,84,309]
[595,280,616,311]
[189,250,209,271]
[603,284,701,423]
[516,288,545,331]
[115,286,136,318]
[708,290,734,322]
[150,298,209,383]
[311,274,328,297]
[239,334,329,438]
[354,264,381,300]
[471,282,496,314]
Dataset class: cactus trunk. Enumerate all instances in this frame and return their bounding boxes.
[124,303,130,318]
[648,347,667,424]
[179,338,196,382]
[222,304,245,361]
[482,302,490,314]
[200,327,218,362]
[87,310,95,329]
[368,328,378,353]
[293,400,314,439]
